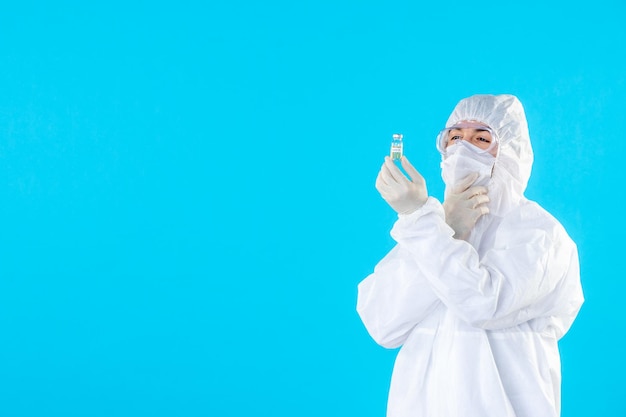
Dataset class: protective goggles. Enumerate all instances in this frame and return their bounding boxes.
[436,121,499,155]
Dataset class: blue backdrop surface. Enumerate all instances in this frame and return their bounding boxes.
[0,1,624,416]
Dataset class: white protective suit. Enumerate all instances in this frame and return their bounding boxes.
[357,95,584,417]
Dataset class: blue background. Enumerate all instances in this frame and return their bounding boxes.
[1,1,624,416]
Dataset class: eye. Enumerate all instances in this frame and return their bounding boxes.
[477,136,491,143]
[450,135,462,141]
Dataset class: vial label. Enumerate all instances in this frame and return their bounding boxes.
[391,133,403,160]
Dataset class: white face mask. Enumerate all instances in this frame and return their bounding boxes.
[441,141,496,189]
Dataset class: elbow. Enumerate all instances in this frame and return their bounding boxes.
[356,308,408,349]
[379,338,404,349]
[364,324,407,349]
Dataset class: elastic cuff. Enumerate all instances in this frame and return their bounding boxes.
[397,197,442,220]
[391,197,447,240]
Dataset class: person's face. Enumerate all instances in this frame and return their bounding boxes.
[446,126,497,156]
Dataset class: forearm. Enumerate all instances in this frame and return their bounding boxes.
[390,201,570,329]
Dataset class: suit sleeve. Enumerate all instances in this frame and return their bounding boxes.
[356,199,445,348]
[390,199,584,334]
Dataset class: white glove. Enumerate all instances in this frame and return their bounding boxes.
[376,156,428,215]
[442,173,490,240]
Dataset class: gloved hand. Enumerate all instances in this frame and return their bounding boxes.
[442,173,490,240]
[376,156,428,215]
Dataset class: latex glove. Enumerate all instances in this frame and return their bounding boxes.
[442,172,490,240]
[376,156,428,215]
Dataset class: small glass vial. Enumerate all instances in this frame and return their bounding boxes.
[390,133,403,160]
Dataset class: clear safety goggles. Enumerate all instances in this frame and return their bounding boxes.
[436,121,499,155]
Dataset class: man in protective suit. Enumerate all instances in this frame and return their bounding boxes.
[357,94,584,417]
